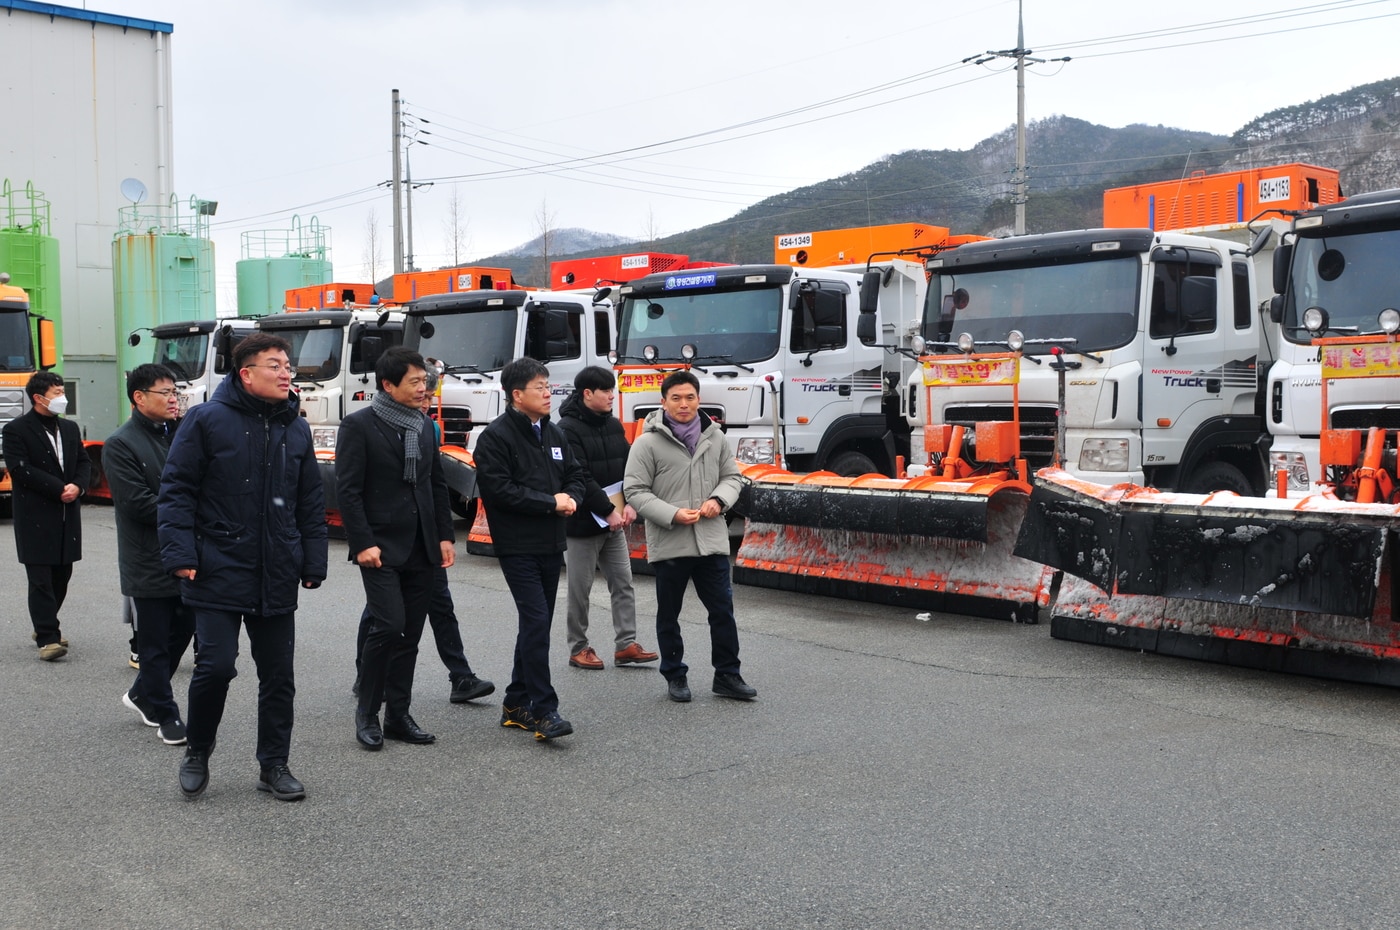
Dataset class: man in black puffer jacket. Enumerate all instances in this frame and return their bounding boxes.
[159,332,328,802]
[558,366,658,671]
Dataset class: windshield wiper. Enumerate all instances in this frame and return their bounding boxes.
[442,363,496,380]
[692,354,755,373]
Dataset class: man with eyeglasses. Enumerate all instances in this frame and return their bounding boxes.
[106,363,194,746]
[474,358,587,741]
[159,332,327,802]
[338,347,458,751]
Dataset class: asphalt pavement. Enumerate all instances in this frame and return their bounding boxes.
[4,505,1400,930]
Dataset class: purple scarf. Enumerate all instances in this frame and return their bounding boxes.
[664,412,701,456]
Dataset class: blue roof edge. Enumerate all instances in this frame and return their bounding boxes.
[1,0,173,34]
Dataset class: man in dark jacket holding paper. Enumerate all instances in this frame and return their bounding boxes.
[557,366,657,671]
[159,332,327,802]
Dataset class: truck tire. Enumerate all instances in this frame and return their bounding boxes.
[824,450,881,477]
[1185,461,1254,496]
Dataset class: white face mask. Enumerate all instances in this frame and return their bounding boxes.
[43,395,68,416]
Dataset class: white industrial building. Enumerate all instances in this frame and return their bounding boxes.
[1,0,175,437]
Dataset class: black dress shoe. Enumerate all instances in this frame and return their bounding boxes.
[667,676,692,703]
[383,714,436,744]
[179,748,210,799]
[450,674,496,703]
[713,671,758,700]
[355,711,383,751]
[257,763,306,801]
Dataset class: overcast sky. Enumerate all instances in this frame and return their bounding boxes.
[99,0,1400,309]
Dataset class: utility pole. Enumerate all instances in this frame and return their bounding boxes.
[965,0,1069,236]
[391,88,404,275]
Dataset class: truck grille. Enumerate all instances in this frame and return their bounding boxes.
[941,404,1059,468]
[1332,408,1400,430]
[436,406,475,447]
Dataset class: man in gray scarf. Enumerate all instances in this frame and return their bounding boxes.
[337,347,456,750]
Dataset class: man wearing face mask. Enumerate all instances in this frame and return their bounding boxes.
[2,371,90,661]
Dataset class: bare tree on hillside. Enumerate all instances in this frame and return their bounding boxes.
[533,198,558,286]
[363,209,384,283]
[641,206,663,250]
[442,185,470,267]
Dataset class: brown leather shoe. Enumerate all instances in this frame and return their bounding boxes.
[569,646,604,670]
[614,642,659,665]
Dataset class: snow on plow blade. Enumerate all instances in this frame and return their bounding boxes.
[1018,468,1392,618]
[1022,469,1400,687]
[733,465,1054,622]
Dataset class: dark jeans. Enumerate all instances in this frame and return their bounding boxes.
[25,562,73,646]
[498,552,563,716]
[357,558,435,720]
[186,609,296,769]
[653,554,741,682]
[131,596,195,725]
[355,566,475,682]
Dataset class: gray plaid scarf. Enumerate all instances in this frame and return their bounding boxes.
[371,391,424,485]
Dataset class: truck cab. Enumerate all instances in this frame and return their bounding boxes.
[611,261,925,476]
[0,273,58,513]
[1266,188,1400,494]
[402,288,616,452]
[142,317,257,416]
[910,229,1267,494]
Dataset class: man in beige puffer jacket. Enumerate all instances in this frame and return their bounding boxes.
[624,371,756,704]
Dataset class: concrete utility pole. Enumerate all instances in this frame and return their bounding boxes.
[965,0,1069,236]
[391,88,404,275]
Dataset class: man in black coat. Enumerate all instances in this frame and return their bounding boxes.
[337,347,455,751]
[106,363,194,745]
[475,357,587,741]
[2,370,90,661]
[558,366,657,671]
[159,332,327,802]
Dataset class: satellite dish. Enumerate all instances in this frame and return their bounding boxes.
[120,177,148,205]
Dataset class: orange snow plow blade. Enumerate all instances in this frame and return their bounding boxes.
[1020,468,1400,686]
[733,464,1055,622]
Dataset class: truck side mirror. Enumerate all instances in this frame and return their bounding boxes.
[1272,243,1293,296]
[37,318,58,370]
[213,325,233,375]
[857,271,881,343]
[360,335,385,369]
[1269,294,1284,324]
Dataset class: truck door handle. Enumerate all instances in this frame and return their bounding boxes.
[1206,378,1221,394]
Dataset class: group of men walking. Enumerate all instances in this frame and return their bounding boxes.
[4,341,757,803]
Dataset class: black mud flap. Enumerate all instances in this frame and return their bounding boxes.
[440,453,478,501]
[740,482,990,543]
[1014,478,1119,592]
[1114,504,1388,619]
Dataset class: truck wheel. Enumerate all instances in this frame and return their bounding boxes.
[1185,461,1254,496]
[825,450,881,477]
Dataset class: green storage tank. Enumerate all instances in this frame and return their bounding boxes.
[113,194,216,423]
[0,180,63,376]
[236,216,332,317]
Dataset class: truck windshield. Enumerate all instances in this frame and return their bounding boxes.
[416,307,516,372]
[0,310,35,371]
[926,255,1141,354]
[152,333,209,381]
[618,286,782,364]
[281,326,345,381]
[1282,228,1400,342]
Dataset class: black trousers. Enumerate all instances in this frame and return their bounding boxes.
[26,562,73,647]
[186,609,296,769]
[357,552,435,720]
[499,552,563,717]
[131,595,195,725]
[355,566,475,683]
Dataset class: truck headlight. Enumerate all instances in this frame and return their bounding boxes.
[312,426,338,451]
[735,437,775,465]
[1079,438,1129,472]
[1268,451,1310,490]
